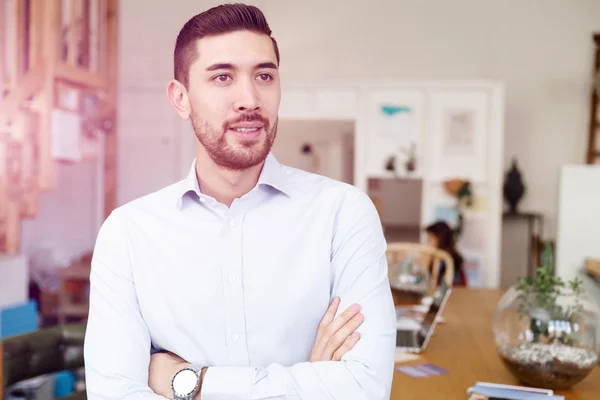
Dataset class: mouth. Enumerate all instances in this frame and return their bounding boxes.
[228,125,264,139]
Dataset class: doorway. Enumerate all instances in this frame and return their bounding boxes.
[271,119,355,184]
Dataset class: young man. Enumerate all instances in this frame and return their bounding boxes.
[83,4,396,399]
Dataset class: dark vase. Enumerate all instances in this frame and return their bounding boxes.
[503,158,525,213]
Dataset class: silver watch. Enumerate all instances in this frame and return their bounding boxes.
[172,364,203,400]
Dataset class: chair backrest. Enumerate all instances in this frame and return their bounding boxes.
[386,242,455,289]
[0,321,87,398]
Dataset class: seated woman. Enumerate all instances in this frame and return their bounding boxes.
[425,221,467,287]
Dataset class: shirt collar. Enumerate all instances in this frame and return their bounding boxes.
[177,152,292,209]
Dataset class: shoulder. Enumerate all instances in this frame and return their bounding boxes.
[103,180,185,226]
[280,166,381,236]
[281,165,374,210]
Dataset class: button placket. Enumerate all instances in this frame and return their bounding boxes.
[223,212,249,365]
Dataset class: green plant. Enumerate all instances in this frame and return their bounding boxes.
[516,242,584,345]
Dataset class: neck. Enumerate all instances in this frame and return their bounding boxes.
[194,147,265,208]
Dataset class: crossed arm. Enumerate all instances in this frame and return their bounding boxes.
[83,191,397,399]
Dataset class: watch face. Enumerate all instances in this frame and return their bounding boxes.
[172,369,198,396]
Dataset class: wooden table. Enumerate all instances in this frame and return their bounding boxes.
[390,288,600,399]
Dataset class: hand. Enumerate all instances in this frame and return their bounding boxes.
[309,297,363,362]
[148,351,190,399]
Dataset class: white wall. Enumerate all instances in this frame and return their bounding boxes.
[117,0,600,240]
[555,165,600,283]
[271,119,354,183]
[20,161,99,262]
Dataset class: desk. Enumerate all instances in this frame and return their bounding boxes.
[390,289,600,399]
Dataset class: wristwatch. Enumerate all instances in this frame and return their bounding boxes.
[171,364,203,400]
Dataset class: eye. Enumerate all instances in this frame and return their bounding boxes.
[214,74,231,83]
[256,73,273,82]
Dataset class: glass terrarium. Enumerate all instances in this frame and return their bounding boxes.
[493,252,600,390]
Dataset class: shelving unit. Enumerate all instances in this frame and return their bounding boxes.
[0,0,118,254]
[586,33,600,164]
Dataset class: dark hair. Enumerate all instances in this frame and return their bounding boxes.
[173,3,280,88]
[425,221,456,253]
[426,220,465,283]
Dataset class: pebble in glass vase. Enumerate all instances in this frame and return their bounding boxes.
[493,244,600,390]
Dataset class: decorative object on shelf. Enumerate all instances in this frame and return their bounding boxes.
[384,141,417,177]
[503,157,526,213]
[384,154,397,175]
[493,243,600,390]
[443,177,473,238]
[299,143,320,173]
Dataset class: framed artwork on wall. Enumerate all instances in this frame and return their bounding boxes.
[428,90,489,183]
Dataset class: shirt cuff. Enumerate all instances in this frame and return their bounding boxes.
[200,366,255,400]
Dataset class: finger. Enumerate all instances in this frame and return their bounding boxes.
[311,297,341,361]
[323,312,364,360]
[333,332,361,361]
[316,297,340,342]
[323,303,361,341]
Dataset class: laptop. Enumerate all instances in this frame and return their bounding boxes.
[395,282,452,353]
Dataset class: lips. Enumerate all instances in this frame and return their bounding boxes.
[228,125,263,139]
[230,126,262,133]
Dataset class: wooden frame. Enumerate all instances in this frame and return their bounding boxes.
[0,0,118,254]
[586,33,600,164]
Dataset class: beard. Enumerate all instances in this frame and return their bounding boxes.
[190,108,277,171]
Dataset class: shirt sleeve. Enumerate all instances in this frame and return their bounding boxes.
[84,211,167,400]
[201,190,397,400]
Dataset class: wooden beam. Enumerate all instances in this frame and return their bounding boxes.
[38,0,62,189]
[55,61,110,89]
[0,0,5,95]
[13,0,26,83]
[5,138,23,254]
[67,0,81,66]
[82,0,92,69]
[20,110,40,217]
[0,62,46,127]
[97,0,108,75]
[104,0,118,218]
[587,34,600,164]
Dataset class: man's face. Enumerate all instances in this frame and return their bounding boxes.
[186,30,280,171]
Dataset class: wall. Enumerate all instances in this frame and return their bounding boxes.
[117,0,600,241]
[555,165,600,283]
[271,119,354,183]
[20,161,99,263]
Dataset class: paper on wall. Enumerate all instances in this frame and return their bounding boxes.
[51,109,82,162]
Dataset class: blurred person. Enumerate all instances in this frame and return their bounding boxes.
[83,3,396,400]
[425,221,467,287]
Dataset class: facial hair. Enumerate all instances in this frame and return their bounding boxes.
[190,108,278,171]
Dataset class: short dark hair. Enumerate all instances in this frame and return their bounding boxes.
[173,3,280,88]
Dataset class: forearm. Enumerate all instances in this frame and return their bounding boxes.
[201,353,393,400]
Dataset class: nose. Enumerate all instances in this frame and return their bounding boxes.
[233,79,260,112]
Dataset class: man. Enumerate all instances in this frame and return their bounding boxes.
[83,3,396,399]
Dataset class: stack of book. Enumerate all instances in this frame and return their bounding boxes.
[466,382,564,400]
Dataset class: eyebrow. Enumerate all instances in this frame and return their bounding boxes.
[205,62,278,72]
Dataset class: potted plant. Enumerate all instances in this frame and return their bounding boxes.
[493,243,600,389]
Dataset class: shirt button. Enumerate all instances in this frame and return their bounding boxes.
[199,197,206,203]
[232,333,239,341]
[229,219,236,227]
[228,274,236,282]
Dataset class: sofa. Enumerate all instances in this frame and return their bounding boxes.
[1,322,87,399]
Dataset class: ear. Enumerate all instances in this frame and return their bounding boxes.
[166,80,191,120]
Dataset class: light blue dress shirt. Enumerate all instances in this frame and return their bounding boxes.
[83,153,397,399]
